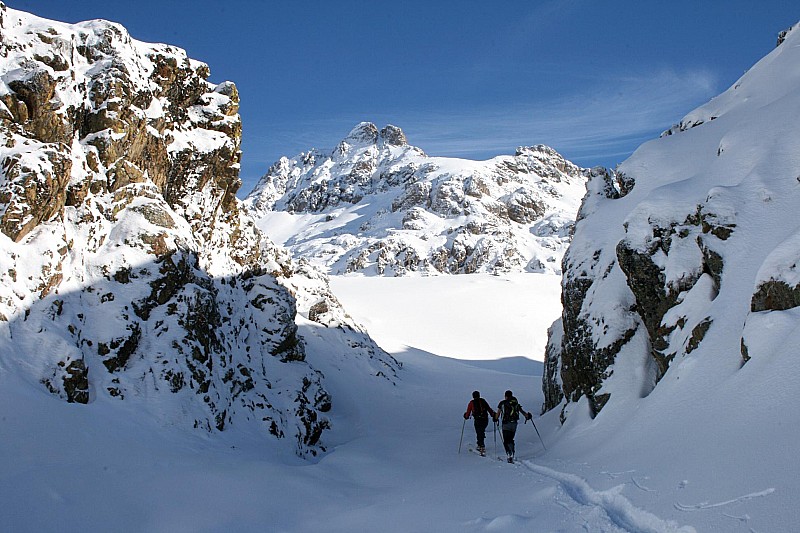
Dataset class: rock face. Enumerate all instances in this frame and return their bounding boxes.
[544,22,800,421]
[0,3,397,457]
[244,122,587,276]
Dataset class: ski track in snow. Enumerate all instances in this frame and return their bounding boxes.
[674,488,776,512]
[520,461,697,533]
[631,476,657,493]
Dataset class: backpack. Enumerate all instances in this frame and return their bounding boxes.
[501,398,519,423]
[473,398,489,420]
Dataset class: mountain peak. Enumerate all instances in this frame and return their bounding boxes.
[379,124,407,146]
[341,122,408,148]
[344,122,380,145]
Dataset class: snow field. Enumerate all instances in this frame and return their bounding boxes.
[1,272,700,532]
[329,272,562,361]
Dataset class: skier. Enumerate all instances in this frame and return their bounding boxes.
[494,390,532,463]
[463,390,496,456]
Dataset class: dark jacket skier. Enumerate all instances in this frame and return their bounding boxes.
[464,390,496,456]
[494,390,532,462]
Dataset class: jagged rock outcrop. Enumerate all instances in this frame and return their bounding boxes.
[544,22,800,422]
[244,122,588,276]
[0,3,397,457]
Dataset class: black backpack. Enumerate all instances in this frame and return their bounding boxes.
[501,398,520,423]
[473,398,489,420]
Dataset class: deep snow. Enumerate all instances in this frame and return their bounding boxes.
[3,273,789,532]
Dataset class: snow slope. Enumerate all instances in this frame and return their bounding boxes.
[329,273,561,361]
[3,272,788,532]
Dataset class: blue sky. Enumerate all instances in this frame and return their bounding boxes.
[9,1,799,194]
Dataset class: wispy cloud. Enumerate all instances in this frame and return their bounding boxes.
[239,66,721,191]
[402,67,720,167]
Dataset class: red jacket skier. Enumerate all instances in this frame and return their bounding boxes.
[464,390,496,456]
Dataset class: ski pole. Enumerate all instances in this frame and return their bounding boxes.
[530,418,546,451]
[496,419,506,457]
[493,419,497,458]
[458,418,466,454]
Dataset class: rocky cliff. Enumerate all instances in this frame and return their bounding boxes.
[543,23,800,421]
[245,122,587,276]
[0,3,397,457]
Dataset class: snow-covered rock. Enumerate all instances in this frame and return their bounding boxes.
[544,22,800,421]
[244,122,588,276]
[0,2,397,457]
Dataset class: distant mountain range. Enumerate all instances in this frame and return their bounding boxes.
[244,122,588,276]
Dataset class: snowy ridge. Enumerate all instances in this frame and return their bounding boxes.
[0,2,397,458]
[661,22,800,138]
[245,122,587,276]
